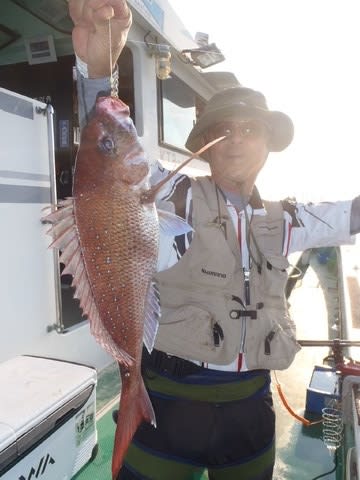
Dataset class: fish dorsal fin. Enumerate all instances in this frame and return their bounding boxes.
[143,282,160,353]
[42,200,134,367]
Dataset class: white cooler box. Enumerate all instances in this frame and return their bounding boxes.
[0,356,98,479]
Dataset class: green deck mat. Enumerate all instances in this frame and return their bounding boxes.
[72,409,116,480]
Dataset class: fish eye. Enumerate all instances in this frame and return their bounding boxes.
[99,136,115,155]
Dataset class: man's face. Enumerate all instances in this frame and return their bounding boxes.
[204,116,270,192]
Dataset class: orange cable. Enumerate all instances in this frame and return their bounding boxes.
[274,372,322,427]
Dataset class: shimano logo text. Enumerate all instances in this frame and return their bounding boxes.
[201,268,226,279]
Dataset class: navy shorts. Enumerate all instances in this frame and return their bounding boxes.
[117,359,275,480]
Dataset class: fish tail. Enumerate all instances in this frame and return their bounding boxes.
[111,376,156,479]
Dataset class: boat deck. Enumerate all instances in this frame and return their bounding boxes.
[274,249,341,479]
[72,362,120,480]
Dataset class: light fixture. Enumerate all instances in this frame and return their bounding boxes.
[181,43,225,69]
[147,43,172,80]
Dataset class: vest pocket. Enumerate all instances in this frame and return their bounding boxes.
[260,255,289,297]
[154,305,219,362]
[250,218,284,255]
[245,311,301,370]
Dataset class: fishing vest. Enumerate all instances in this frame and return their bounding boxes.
[154,176,301,370]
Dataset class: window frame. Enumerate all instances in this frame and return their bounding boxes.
[157,74,205,155]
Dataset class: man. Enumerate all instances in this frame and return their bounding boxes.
[69,1,360,479]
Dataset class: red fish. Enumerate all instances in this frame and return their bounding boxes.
[42,96,223,479]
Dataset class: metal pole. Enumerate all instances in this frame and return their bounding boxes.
[298,339,360,348]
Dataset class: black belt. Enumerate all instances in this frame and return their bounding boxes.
[142,348,204,378]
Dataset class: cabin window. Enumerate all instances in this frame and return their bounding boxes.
[159,74,203,151]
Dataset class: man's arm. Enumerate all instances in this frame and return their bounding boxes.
[68,0,187,198]
[68,0,131,128]
[68,0,131,78]
[286,200,355,254]
[350,196,360,235]
[76,74,113,130]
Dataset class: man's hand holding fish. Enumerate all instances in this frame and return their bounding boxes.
[68,0,132,78]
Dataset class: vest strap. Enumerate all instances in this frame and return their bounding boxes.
[230,309,257,320]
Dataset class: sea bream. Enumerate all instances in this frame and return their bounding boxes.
[42,95,224,479]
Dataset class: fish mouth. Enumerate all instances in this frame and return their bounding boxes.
[96,96,130,118]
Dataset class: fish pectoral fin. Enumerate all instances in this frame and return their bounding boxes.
[157,208,193,237]
[143,282,160,353]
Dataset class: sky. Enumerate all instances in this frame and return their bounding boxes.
[168,0,360,202]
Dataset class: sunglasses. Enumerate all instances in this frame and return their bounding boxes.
[208,120,270,141]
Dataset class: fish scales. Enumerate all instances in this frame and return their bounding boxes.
[74,184,158,351]
[43,96,159,479]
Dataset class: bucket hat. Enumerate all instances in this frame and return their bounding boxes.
[185,86,294,154]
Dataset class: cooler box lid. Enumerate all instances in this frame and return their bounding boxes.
[0,356,96,458]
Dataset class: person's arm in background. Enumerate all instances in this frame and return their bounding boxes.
[350,195,360,235]
[68,0,132,129]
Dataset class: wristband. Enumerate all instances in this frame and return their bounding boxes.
[75,55,89,79]
[75,54,119,85]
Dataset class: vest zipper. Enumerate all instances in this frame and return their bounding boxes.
[238,267,250,353]
[243,268,251,305]
[239,212,250,354]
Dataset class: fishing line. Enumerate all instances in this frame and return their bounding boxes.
[108,18,118,98]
